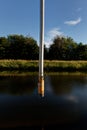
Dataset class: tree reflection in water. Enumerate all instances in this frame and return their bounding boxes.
[49,74,87,95]
[0,75,37,95]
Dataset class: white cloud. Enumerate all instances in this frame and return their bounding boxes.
[45,28,63,47]
[64,17,82,26]
[48,28,63,37]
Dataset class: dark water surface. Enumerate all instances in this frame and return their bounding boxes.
[0,73,87,129]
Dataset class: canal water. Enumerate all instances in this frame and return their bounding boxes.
[0,73,87,129]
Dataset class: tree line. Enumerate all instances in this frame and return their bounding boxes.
[0,34,87,60]
[0,35,39,60]
[48,36,87,60]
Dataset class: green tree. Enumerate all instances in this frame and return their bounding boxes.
[0,37,10,59]
[75,43,87,60]
[49,36,77,60]
[24,37,39,60]
[7,35,39,60]
[62,37,77,60]
[7,35,25,59]
[49,36,63,60]
[44,44,49,59]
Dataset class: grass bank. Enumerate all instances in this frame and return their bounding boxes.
[0,60,87,72]
[44,60,87,72]
[0,60,38,71]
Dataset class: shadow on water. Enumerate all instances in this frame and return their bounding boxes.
[0,73,87,129]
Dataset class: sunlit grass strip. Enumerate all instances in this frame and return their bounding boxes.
[0,71,38,76]
[0,60,39,71]
[0,60,87,72]
[44,60,87,72]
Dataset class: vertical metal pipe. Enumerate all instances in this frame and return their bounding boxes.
[39,0,44,78]
[38,0,45,97]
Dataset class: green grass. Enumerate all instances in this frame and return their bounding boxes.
[0,60,87,72]
[0,60,38,71]
[44,60,87,72]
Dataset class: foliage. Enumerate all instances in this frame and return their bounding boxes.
[49,36,77,60]
[0,34,87,60]
[0,35,39,60]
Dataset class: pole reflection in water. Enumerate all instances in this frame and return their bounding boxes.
[38,77,44,97]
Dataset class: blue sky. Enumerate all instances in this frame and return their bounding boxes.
[0,0,87,47]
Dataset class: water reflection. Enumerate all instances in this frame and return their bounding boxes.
[0,73,87,129]
[38,79,44,97]
[0,76,37,95]
[1,74,87,96]
[48,75,87,95]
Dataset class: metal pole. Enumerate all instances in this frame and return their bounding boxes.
[38,0,45,97]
